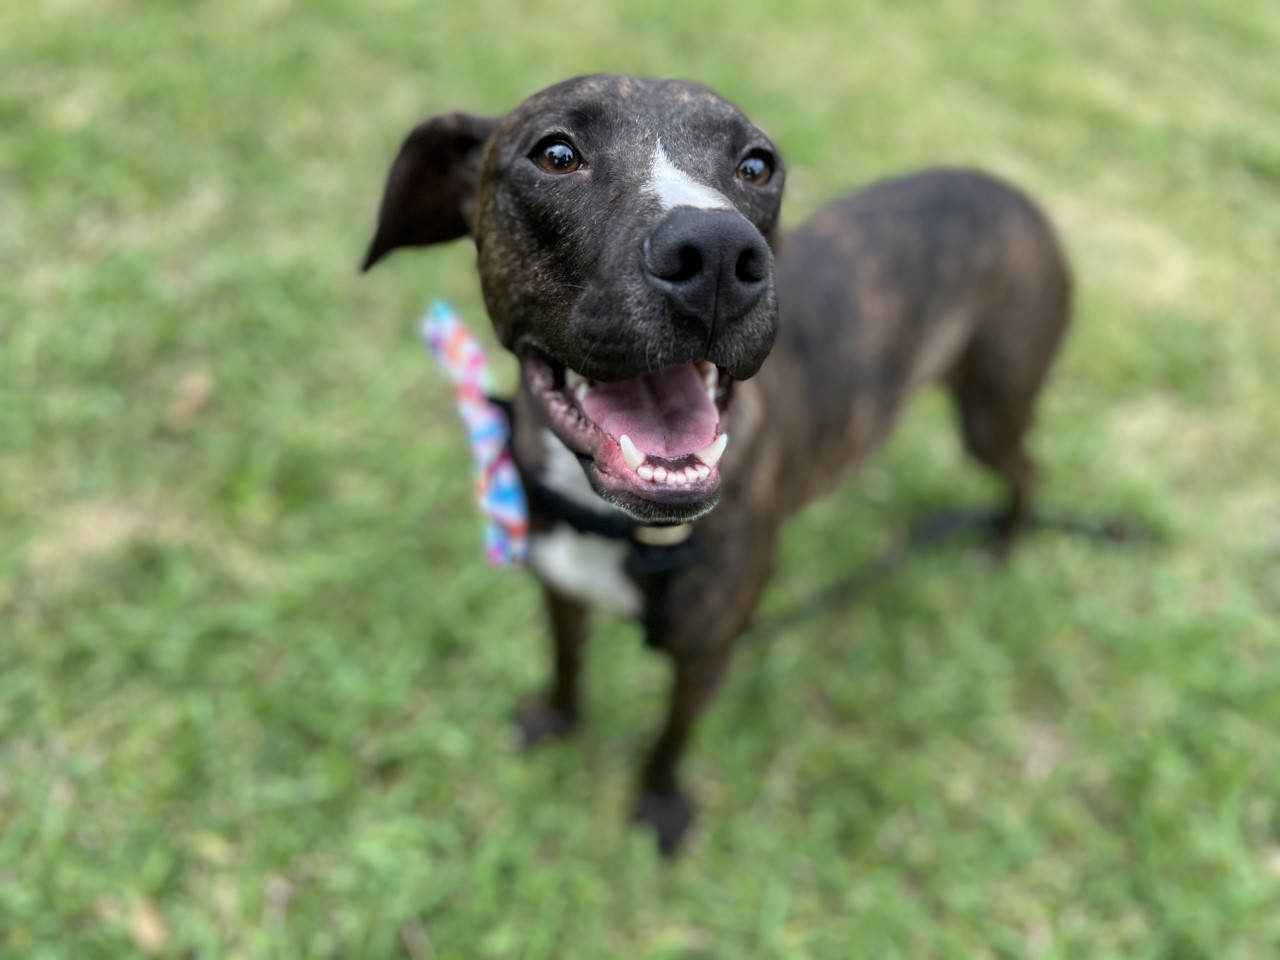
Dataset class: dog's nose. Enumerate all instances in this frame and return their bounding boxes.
[643,208,770,331]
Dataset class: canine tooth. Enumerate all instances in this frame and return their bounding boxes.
[638,464,655,481]
[619,434,645,471]
[565,368,587,390]
[653,466,668,483]
[695,433,728,468]
[573,382,589,404]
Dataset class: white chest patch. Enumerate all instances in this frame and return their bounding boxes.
[643,139,734,213]
[529,524,643,618]
[528,430,644,617]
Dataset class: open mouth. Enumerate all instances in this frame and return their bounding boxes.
[522,346,734,521]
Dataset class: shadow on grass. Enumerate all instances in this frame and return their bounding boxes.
[751,502,1163,641]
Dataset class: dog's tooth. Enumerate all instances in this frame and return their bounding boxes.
[653,466,668,483]
[695,433,729,468]
[696,464,711,480]
[702,364,719,398]
[638,464,655,481]
[566,369,590,403]
[686,466,699,482]
[619,434,645,471]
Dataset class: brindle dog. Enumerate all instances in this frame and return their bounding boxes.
[363,74,1071,856]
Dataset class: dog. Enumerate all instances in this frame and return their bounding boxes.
[362,74,1071,856]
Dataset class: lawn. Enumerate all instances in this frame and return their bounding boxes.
[3,0,1279,956]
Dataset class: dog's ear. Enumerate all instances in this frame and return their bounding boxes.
[361,111,499,271]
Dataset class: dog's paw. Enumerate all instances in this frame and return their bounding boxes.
[513,698,577,750]
[633,789,695,858]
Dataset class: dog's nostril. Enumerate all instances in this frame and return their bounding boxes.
[647,242,704,284]
[736,247,767,284]
[672,246,703,283]
[645,236,705,285]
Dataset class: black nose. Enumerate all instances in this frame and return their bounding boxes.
[642,208,771,332]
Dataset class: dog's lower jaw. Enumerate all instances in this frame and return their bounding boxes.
[587,466,722,525]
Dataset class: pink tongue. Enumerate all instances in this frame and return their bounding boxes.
[581,364,718,459]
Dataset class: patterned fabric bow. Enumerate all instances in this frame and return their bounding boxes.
[419,300,528,565]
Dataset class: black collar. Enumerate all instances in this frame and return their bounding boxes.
[520,458,705,576]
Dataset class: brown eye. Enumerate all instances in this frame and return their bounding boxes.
[737,151,773,186]
[535,139,581,174]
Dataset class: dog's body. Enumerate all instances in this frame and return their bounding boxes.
[365,75,1070,855]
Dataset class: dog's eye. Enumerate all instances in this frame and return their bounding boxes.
[737,151,773,186]
[534,139,581,174]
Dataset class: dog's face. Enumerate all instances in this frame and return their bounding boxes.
[365,74,785,523]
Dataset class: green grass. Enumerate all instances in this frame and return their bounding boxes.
[4,0,1280,956]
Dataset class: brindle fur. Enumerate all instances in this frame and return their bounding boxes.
[364,74,1070,856]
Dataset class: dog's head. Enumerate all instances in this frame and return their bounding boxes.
[364,74,785,523]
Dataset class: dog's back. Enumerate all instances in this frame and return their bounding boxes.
[748,168,1072,523]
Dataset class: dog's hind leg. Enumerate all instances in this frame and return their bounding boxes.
[515,586,590,748]
[950,378,1038,553]
[946,305,1069,554]
[946,208,1071,554]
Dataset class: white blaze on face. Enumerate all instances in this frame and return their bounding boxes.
[643,139,734,212]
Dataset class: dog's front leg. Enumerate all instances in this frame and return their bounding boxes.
[634,522,778,856]
[634,642,735,857]
[515,585,589,748]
